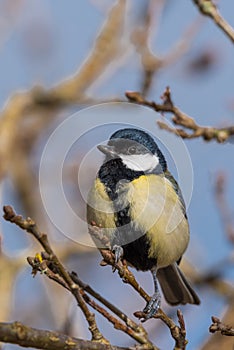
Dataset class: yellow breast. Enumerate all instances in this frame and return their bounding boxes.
[87,178,116,245]
[128,175,190,268]
[87,175,189,267]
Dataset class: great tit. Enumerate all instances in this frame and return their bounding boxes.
[87,128,200,318]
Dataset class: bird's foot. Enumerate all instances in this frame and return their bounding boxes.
[143,291,161,320]
[112,245,123,271]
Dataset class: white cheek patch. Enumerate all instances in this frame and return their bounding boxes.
[121,154,159,172]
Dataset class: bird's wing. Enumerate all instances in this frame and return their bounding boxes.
[164,170,186,215]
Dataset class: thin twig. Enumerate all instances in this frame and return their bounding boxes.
[70,271,141,332]
[214,172,234,244]
[27,256,156,348]
[4,207,156,349]
[53,0,126,101]
[209,316,234,336]
[135,310,188,350]
[126,89,234,143]
[90,226,188,349]
[193,0,234,44]
[100,249,150,302]
[0,0,126,183]
[100,246,188,349]
[131,2,202,96]
[201,302,234,349]
[130,1,164,96]
[163,16,204,67]
[3,205,106,344]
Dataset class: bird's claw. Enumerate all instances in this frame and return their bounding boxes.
[143,292,161,320]
[112,244,123,271]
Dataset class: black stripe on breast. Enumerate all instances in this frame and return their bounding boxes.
[99,158,157,271]
[112,227,157,271]
[123,234,157,271]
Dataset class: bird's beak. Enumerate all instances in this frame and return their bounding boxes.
[97,144,117,157]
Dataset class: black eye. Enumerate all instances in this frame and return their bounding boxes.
[128,146,136,154]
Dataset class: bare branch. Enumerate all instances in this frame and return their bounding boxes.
[53,0,126,101]
[214,173,234,244]
[130,1,164,96]
[99,240,188,349]
[126,89,234,143]
[0,321,127,350]
[3,205,106,344]
[134,309,188,350]
[209,316,234,336]
[192,0,234,44]
[201,302,234,349]
[70,271,141,333]
[3,207,157,349]
[131,2,202,96]
[28,255,156,348]
[163,16,204,67]
[0,0,126,186]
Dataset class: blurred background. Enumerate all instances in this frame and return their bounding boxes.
[0,1,234,349]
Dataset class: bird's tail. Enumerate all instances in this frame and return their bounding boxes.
[157,263,200,305]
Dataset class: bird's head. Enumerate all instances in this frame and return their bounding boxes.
[98,128,167,173]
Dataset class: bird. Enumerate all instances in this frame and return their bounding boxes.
[87,128,200,319]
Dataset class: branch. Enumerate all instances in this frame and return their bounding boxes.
[53,0,126,101]
[0,321,128,350]
[135,310,188,350]
[201,301,234,349]
[27,255,155,348]
[3,207,187,349]
[194,256,234,299]
[89,225,188,349]
[3,207,156,349]
[131,2,202,96]
[214,173,234,244]
[0,0,126,183]
[69,271,142,333]
[209,316,234,336]
[0,252,25,321]
[99,245,188,350]
[3,206,106,344]
[130,1,164,96]
[192,0,234,44]
[126,89,234,143]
